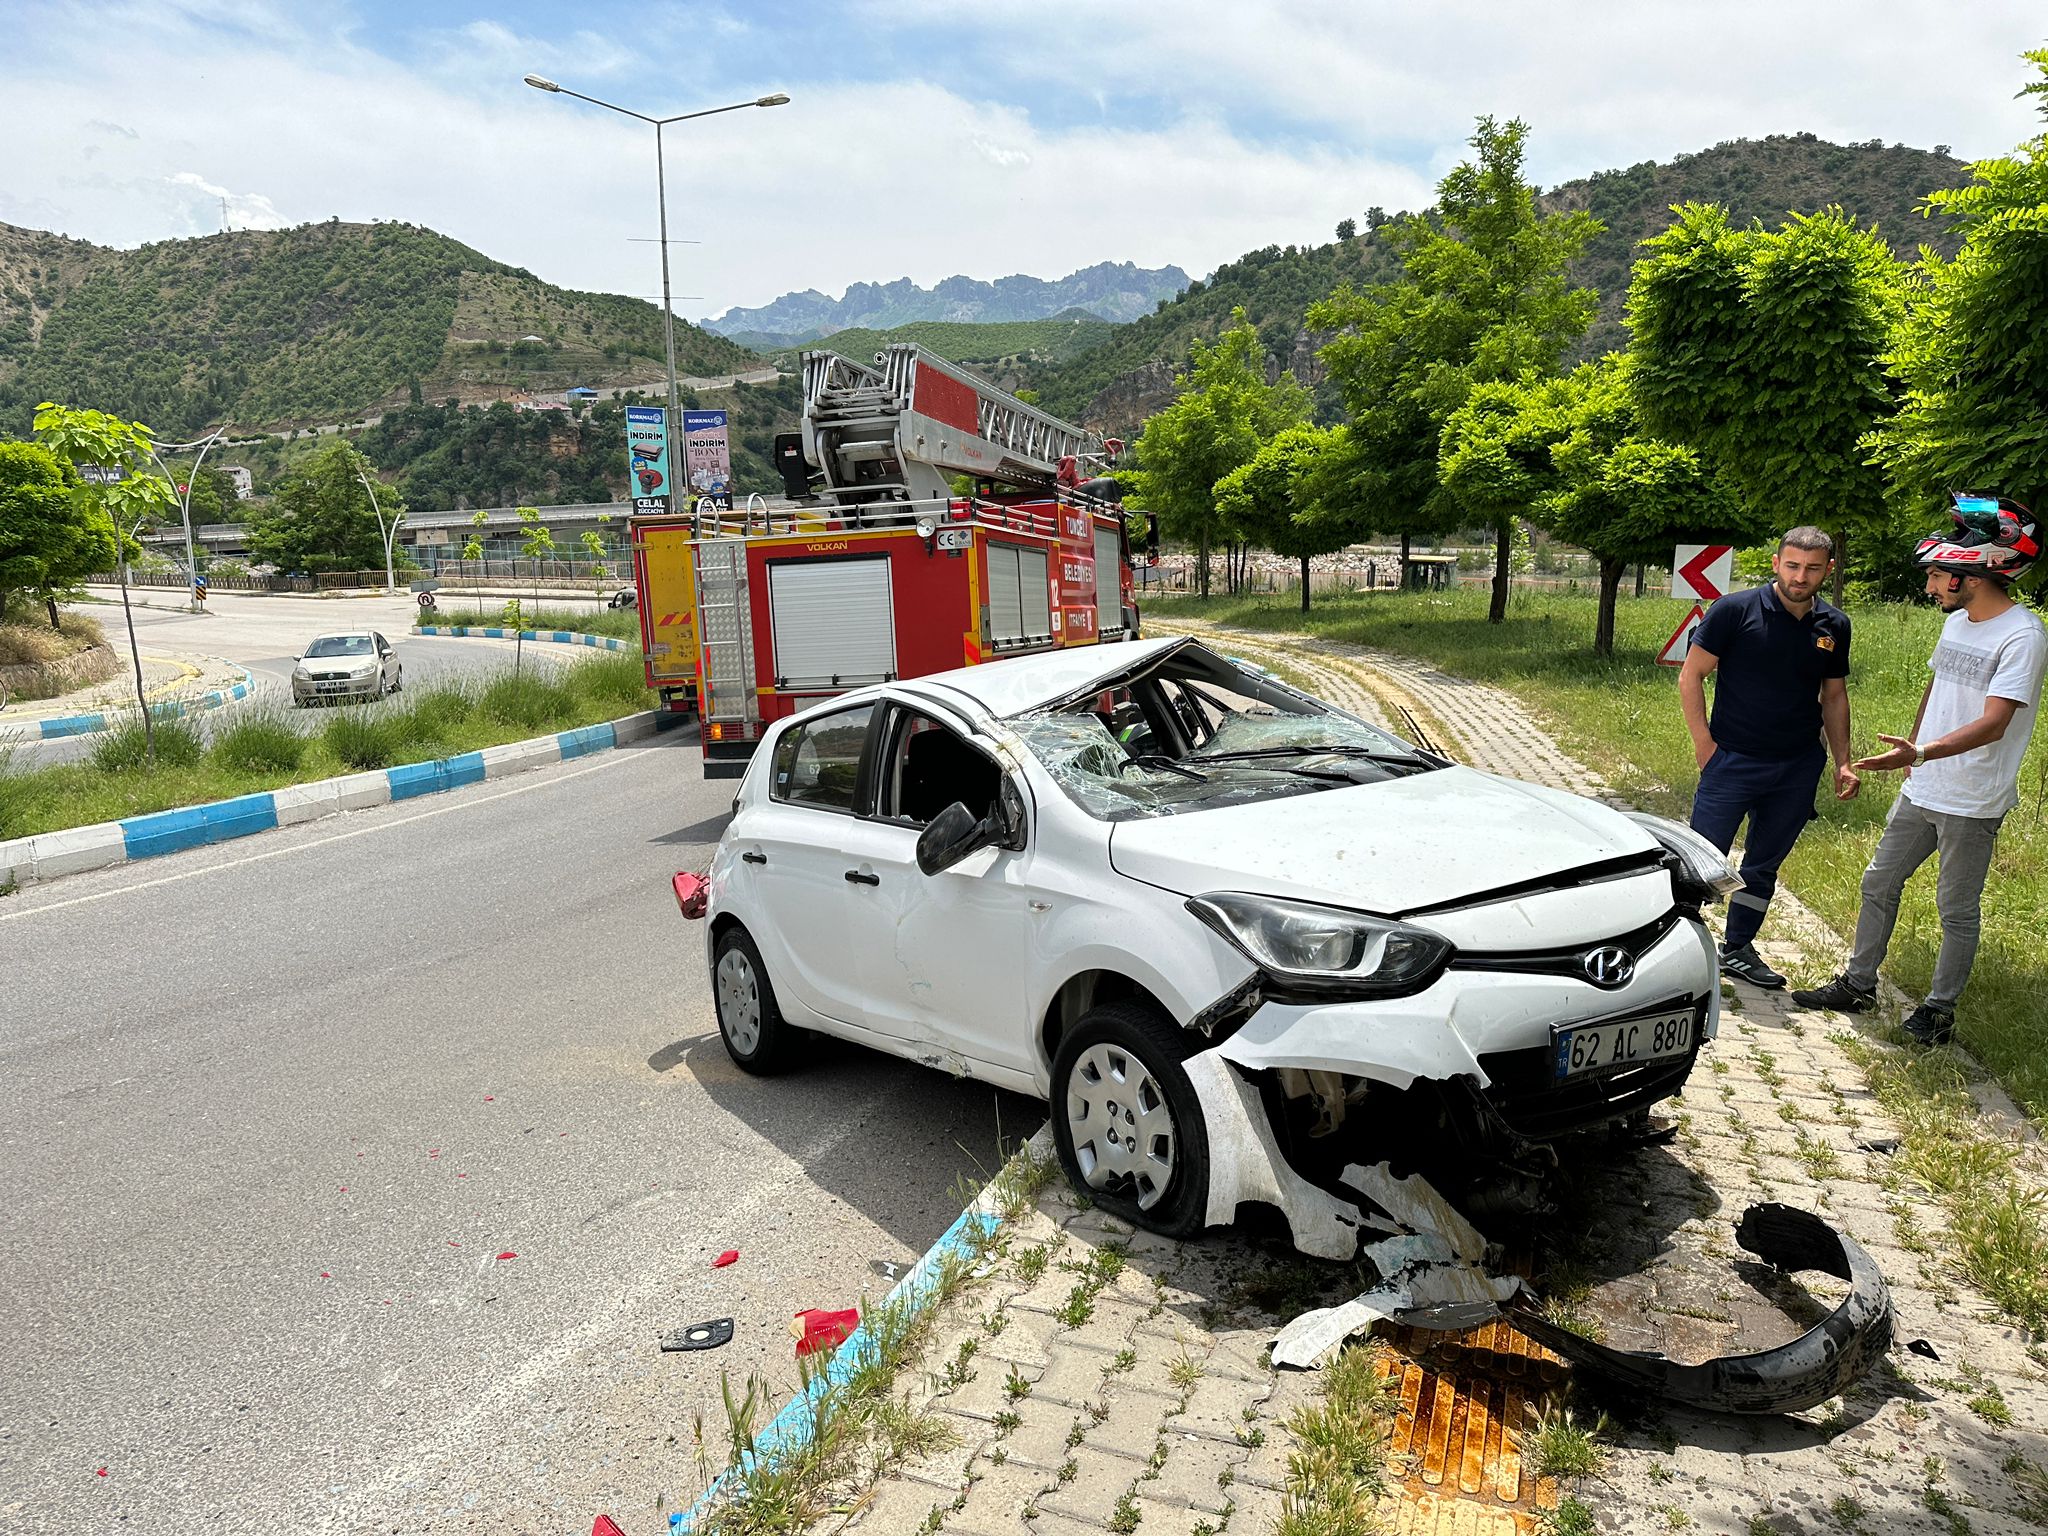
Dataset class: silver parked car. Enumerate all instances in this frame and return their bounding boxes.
[292,631,402,706]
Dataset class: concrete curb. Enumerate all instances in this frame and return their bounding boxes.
[6,665,254,741]
[413,624,633,652]
[674,1124,1055,1534]
[0,708,662,891]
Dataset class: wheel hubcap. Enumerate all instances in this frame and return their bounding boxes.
[1066,1043,1175,1210]
[716,950,761,1055]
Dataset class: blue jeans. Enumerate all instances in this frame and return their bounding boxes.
[1689,744,1825,952]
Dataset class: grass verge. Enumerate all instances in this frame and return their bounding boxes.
[416,602,641,641]
[688,1139,1056,1535]
[0,653,658,843]
[1150,585,2048,1122]
[1834,1029,2048,1333]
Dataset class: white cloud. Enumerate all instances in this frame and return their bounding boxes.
[2,0,2043,317]
[165,172,291,232]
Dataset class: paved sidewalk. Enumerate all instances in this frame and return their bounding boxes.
[775,620,2047,1536]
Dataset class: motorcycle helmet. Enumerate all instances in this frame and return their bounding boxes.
[1913,492,2038,584]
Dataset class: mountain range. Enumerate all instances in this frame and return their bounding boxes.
[705,261,1191,346]
[1016,135,1973,430]
[0,219,757,438]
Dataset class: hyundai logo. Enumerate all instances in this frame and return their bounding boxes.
[1581,945,1635,988]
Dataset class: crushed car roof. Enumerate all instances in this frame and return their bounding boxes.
[897,635,1190,720]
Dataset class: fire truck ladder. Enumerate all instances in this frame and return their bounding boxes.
[694,537,755,737]
[800,343,1101,507]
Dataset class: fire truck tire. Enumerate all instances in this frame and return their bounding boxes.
[1049,1001,1209,1240]
[713,925,798,1075]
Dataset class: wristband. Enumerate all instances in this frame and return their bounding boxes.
[1912,743,1927,767]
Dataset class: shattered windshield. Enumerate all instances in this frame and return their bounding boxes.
[1007,643,1436,821]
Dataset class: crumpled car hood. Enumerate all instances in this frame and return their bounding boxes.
[1108,765,1654,915]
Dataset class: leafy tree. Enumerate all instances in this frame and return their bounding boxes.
[1532,360,1771,654]
[0,440,115,626]
[31,401,178,755]
[516,505,555,605]
[245,438,387,573]
[1867,50,2048,561]
[1213,424,1353,611]
[1130,309,1309,596]
[1627,203,1902,597]
[1335,218,1358,242]
[1438,374,1576,604]
[1312,117,1603,619]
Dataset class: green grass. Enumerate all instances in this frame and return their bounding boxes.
[210,708,309,774]
[417,603,641,641]
[86,717,206,772]
[1152,584,2048,1119]
[0,655,657,844]
[1274,1345,1396,1536]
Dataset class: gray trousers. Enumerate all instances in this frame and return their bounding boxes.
[1844,795,2006,1009]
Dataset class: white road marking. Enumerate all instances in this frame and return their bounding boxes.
[0,752,635,924]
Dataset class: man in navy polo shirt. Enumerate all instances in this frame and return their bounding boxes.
[1678,528,1859,987]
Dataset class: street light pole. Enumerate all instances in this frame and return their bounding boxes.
[148,426,226,612]
[655,118,682,521]
[354,464,400,594]
[522,75,788,520]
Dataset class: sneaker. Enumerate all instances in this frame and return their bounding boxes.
[1901,1003,1956,1047]
[1718,943,1786,989]
[1789,975,1877,1013]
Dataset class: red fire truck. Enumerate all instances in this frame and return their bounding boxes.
[646,344,1142,779]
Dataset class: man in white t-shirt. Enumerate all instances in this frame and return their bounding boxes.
[1793,494,2046,1044]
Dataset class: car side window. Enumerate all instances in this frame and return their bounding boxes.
[879,710,1004,827]
[771,704,875,812]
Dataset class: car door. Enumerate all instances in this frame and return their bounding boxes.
[836,704,1042,1077]
[732,701,880,1030]
[373,632,397,689]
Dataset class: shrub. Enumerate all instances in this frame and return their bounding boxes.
[322,707,410,770]
[479,672,577,732]
[210,709,307,774]
[569,650,652,707]
[88,717,204,771]
[382,686,475,754]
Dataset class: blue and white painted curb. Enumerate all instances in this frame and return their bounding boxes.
[673,1124,1055,1534]
[15,665,255,741]
[414,624,633,651]
[0,708,661,889]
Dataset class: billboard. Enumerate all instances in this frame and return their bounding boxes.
[625,406,670,511]
[683,410,733,501]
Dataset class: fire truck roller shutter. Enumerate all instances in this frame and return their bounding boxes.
[1093,525,1120,633]
[985,541,1052,647]
[769,556,897,687]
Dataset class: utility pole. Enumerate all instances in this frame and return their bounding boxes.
[220,195,230,234]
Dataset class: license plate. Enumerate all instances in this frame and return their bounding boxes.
[1553,1006,1695,1081]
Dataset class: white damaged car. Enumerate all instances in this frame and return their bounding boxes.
[695,637,1734,1255]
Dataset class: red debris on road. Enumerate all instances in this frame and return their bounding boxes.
[712,1249,739,1269]
[791,1307,859,1357]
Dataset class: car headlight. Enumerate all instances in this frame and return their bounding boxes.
[1186,892,1454,997]
[1626,812,1742,904]
[350,661,377,676]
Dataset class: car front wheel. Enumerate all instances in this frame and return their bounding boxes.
[713,925,798,1075]
[1051,1001,1209,1239]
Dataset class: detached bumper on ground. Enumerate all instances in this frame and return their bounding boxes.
[1511,1202,1896,1414]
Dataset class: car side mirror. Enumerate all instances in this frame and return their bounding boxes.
[917,801,994,876]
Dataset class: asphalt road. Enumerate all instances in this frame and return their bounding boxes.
[0,729,1037,1532]
[15,589,601,766]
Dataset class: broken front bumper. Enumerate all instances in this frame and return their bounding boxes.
[1510,1203,1896,1414]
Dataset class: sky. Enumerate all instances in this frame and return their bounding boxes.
[5,1,2044,324]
